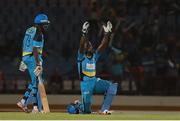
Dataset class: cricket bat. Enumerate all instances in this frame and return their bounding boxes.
[38,76,50,113]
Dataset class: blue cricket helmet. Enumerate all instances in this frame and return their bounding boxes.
[67,103,79,114]
[34,13,50,24]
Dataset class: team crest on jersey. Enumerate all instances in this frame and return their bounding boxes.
[86,63,95,70]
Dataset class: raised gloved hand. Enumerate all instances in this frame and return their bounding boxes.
[82,21,90,35]
[103,21,112,33]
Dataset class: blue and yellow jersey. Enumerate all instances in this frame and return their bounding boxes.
[77,51,100,79]
[22,26,44,57]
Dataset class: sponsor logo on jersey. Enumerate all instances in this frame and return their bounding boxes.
[86,63,95,70]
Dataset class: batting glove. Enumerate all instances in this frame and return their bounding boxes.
[34,65,42,77]
[19,61,27,72]
[103,21,112,33]
[82,21,90,34]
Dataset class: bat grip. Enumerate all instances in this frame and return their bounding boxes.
[38,76,43,84]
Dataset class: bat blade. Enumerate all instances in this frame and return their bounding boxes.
[38,77,50,113]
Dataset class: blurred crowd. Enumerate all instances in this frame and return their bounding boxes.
[1,0,180,95]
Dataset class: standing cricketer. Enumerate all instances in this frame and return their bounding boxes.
[77,21,118,114]
[17,13,50,113]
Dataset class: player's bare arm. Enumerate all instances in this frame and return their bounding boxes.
[79,21,90,54]
[33,47,40,65]
[97,21,112,53]
[79,36,87,53]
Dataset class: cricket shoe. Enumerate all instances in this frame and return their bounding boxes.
[40,110,45,114]
[32,107,39,114]
[99,110,112,115]
[40,110,50,114]
[17,101,29,113]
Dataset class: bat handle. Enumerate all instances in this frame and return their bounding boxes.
[38,76,43,84]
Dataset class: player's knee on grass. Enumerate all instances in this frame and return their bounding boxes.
[81,83,92,100]
[82,92,92,114]
[80,81,94,113]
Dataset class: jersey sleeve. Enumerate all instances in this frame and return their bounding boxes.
[25,27,36,39]
[77,50,85,62]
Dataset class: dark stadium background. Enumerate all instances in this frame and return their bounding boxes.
[0,0,180,96]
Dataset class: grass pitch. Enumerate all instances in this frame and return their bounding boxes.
[1,112,180,120]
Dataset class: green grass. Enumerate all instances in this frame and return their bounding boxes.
[1,112,180,120]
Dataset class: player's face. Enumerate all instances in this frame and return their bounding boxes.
[43,23,49,31]
[40,23,50,32]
